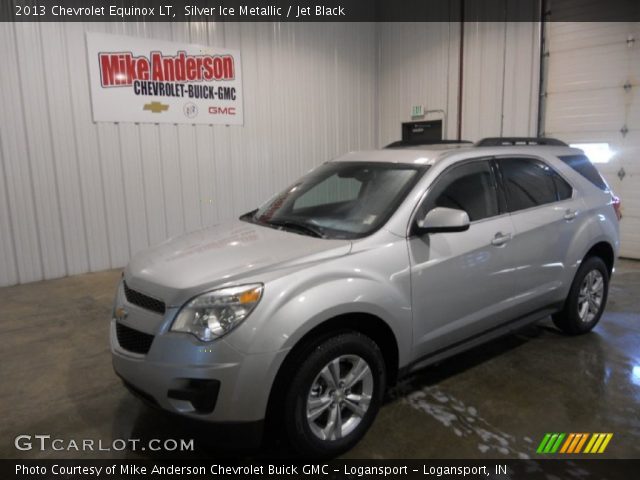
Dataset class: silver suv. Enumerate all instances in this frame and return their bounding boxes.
[111,137,620,456]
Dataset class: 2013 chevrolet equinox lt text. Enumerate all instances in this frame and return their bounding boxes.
[111,137,621,457]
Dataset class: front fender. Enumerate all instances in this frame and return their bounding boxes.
[224,240,413,368]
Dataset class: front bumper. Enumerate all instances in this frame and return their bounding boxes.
[110,283,289,424]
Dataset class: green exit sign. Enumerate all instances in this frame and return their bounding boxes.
[411,105,424,117]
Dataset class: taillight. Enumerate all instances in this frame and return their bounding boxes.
[612,194,622,220]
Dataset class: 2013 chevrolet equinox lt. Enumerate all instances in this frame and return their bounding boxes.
[111,137,620,456]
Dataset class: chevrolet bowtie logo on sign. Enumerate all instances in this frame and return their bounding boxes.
[143,102,169,113]
[86,32,244,125]
[537,433,613,454]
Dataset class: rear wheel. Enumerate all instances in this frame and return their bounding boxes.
[284,332,385,457]
[553,256,609,335]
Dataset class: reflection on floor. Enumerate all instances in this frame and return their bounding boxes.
[1,260,638,459]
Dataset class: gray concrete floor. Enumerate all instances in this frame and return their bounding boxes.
[1,260,639,459]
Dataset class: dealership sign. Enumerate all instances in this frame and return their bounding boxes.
[86,32,243,125]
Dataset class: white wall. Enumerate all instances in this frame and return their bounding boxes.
[462,21,540,140]
[377,22,461,145]
[543,22,640,258]
[377,21,540,144]
[0,20,542,287]
[0,22,377,287]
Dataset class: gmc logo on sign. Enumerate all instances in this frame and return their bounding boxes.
[208,107,236,115]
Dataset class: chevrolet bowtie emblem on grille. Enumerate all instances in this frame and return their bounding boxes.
[115,307,128,320]
[143,102,169,113]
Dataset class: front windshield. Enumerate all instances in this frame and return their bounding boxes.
[243,162,424,239]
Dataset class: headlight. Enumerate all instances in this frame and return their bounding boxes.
[171,284,263,341]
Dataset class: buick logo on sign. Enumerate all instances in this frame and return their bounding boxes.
[183,102,198,119]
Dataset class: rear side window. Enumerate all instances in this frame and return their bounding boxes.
[499,158,571,212]
[558,154,608,191]
[552,170,573,201]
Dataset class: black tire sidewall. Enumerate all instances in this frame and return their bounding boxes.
[284,332,386,457]
[561,256,609,334]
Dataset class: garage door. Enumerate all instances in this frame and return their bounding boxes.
[542,21,640,259]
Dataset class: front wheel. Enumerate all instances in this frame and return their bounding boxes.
[553,256,609,335]
[284,332,386,457]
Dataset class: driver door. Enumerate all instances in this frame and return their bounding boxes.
[409,159,519,361]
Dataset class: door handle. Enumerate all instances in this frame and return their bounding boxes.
[564,209,578,221]
[491,232,512,247]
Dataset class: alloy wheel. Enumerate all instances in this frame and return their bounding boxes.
[305,354,374,441]
[577,269,604,323]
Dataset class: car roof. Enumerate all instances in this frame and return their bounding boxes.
[331,145,586,166]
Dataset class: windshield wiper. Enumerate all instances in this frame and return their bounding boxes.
[264,219,326,238]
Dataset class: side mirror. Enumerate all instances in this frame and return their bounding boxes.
[414,207,470,234]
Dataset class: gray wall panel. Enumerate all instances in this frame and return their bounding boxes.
[0,22,378,286]
[378,21,539,144]
[0,20,539,286]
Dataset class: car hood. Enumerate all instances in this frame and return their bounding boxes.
[124,220,352,306]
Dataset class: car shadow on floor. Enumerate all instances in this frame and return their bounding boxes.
[386,322,554,400]
[111,322,557,460]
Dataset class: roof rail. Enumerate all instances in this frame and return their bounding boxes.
[385,139,473,148]
[475,137,568,147]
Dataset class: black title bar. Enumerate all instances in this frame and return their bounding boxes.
[2,0,640,22]
[4,459,640,480]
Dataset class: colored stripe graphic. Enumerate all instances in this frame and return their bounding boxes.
[567,433,583,453]
[559,433,575,453]
[584,433,613,453]
[550,433,565,453]
[544,434,559,453]
[598,433,613,453]
[574,433,589,453]
[537,433,565,453]
[536,433,552,453]
[593,434,606,452]
[539,433,613,454]
[584,434,598,453]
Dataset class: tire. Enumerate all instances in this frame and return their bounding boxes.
[553,256,609,335]
[284,332,386,457]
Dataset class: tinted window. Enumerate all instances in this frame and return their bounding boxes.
[558,154,608,191]
[294,174,362,209]
[500,158,569,212]
[552,171,573,200]
[249,162,422,239]
[419,161,498,222]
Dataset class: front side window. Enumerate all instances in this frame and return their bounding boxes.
[499,158,572,212]
[245,162,423,239]
[417,160,499,223]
